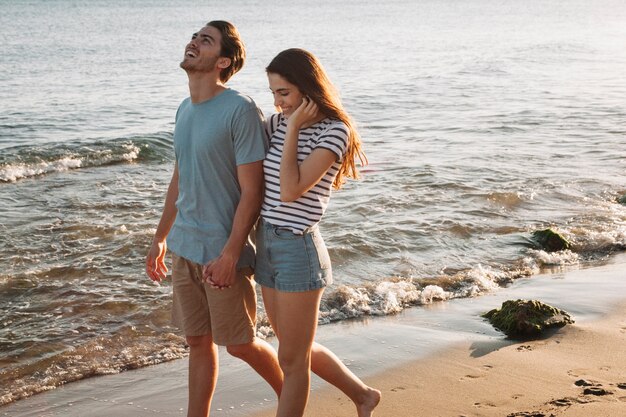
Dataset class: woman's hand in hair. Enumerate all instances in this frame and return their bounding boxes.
[280,96,336,202]
[286,97,319,130]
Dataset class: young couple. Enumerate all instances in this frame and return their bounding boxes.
[145,20,380,417]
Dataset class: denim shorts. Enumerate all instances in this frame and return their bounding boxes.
[255,218,333,292]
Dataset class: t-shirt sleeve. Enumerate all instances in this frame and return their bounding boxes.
[314,122,349,162]
[265,113,279,139]
[173,100,186,161]
[232,106,269,165]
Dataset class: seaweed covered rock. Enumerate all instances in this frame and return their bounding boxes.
[618,193,626,206]
[482,299,573,339]
[531,228,571,252]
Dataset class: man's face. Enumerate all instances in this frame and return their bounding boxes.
[180,25,223,73]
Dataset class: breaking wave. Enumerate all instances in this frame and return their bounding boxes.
[0,132,173,183]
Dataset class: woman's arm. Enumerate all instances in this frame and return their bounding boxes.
[280,99,338,202]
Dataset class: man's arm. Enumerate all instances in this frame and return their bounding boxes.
[145,163,179,283]
[203,160,264,287]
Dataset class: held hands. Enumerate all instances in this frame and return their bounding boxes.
[202,252,237,290]
[287,96,320,130]
[146,239,168,284]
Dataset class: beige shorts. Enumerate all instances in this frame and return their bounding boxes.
[170,254,256,346]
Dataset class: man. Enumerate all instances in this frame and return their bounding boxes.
[145,20,282,417]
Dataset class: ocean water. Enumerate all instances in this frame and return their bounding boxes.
[1,0,626,406]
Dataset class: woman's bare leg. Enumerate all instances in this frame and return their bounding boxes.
[263,287,322,417]
[262,287,380,416]
[310,342,381,416]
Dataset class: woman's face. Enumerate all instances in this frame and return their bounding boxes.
[268,72,305,118]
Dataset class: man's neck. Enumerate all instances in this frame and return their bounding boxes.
[187,72,227,104]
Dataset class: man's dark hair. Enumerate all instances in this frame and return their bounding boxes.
[206,20,245,82]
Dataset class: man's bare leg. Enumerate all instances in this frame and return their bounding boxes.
[186,334,219,417]
[227,338,283,396]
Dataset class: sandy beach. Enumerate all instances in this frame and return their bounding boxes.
[251,258,626,417]
[4,1,626,416]
[253,303,626,417]
[3,254,626,417]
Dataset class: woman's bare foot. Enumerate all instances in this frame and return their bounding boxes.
[356,386,381,417]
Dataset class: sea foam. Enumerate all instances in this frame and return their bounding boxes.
[0,134,169,182]
[0,157,82,182]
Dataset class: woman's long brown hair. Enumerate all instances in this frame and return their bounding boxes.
[266,48,367,190]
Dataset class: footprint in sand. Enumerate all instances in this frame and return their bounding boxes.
[583,386,613,396]
[460,364,492,381]
[473,401,496,408]
[574,379,594,387]
[460,374,484,381]
[550,397,573,407]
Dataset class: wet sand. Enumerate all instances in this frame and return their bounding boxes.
[2,254,626,417]
[253,302,626,417]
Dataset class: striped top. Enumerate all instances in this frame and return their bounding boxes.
[261,113,349,234]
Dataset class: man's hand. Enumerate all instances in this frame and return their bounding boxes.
[146,239,168,283]
[202,252,237,289]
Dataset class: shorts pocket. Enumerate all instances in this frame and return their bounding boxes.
[272,227,302,240]
[309,229,331,270]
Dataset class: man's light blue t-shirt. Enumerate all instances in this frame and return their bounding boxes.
[167,88,268,267]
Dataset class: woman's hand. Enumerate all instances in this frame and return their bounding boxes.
[279,96,338,201]
[287,97,319,130]
[202,253,236,290]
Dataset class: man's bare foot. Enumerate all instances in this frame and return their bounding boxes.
[356,387,381,417]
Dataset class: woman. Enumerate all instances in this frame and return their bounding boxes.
[255,48,381,417]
